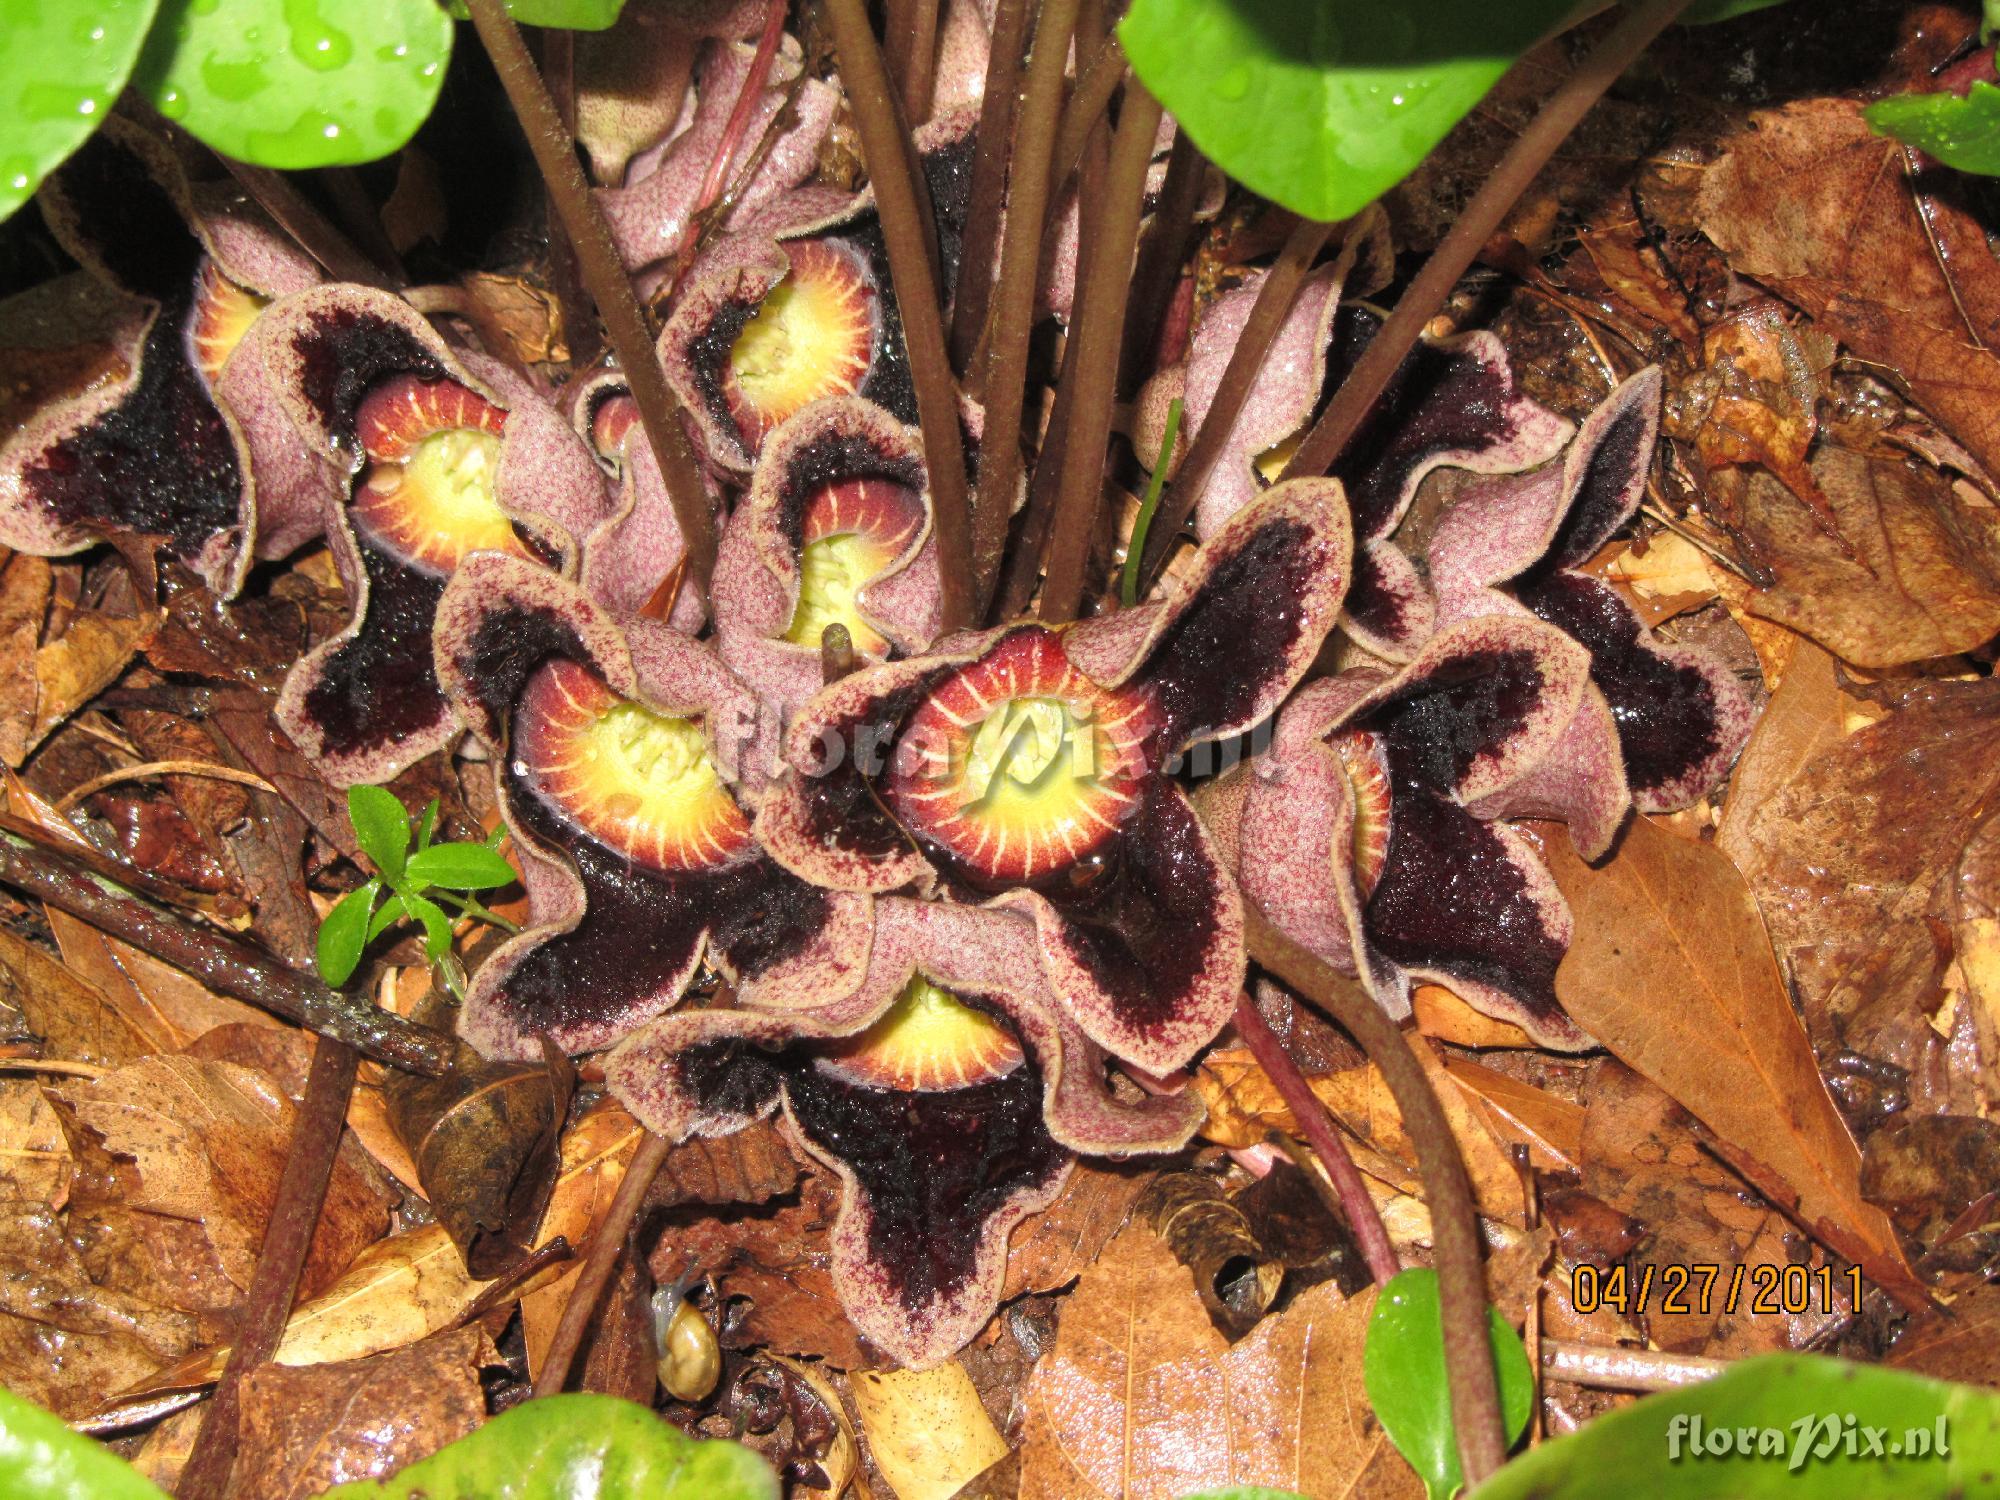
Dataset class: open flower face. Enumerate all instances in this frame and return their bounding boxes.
[606,897,1201,1366]
[712,397,941,722]
[754,481,1352,1074]
[436,554,872,1060]
[1427,368,1755,811]
[661,112,978,472]
[1236,615,1634,1050]
[0,122,320,594]
[263,288,611,786]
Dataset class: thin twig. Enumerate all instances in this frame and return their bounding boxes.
[0,1057,109,1078]
[465,0,719,596]
[1118,127,1206,397]
[968,0,1082,610]
[1243,906,1507,1485]
[1542,1338,1726,1393]
[0,831,452,1075]
[946,0,1035,377]
[55,759,277,814]
[1138,216,1334,588]
[534,1130,671,1396]
[1037,81,1164,623]
[540,28,603,370]
[1234,995,1401,1285]
[694,0,790,227]
[1282,0,1696,486]
[177,1037,359,1498]
[823,0,975,631]
[219,161,396,290]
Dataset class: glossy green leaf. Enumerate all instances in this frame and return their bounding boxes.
[316,879,381,987]
[404,893,454,963]
[133,0,453,169]
[1866,82,2000,177]
[1472,1354,2000,1499]
[405,842,520,892]
[1118,0,1572,222]
[415,797,440,851]
[346,785,410,883]
[366,890,408,944]
[0,0,159,222]
[317,1393,779,1499]
[444,0,629,28]
[1364,1268,1534,1500]
[0,1383,168,1500]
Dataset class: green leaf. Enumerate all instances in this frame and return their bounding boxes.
[1471,1354,2000,1499]
[442,0,628,29]
[316,1393,779,1499]
[133,0,453,170]
[0,0,159,221]
[366,890,408,944]
[1866,82,2000,177]
[404,893,455,963]
[346,785,410,883]
[1118,0,1572,223]
[415,798,440,851]
[1364,1268,1533,1500]
[0,1381,169,1499]
[405,842,520,892]
[316,880,381,988]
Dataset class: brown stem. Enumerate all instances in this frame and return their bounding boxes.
[539,28,603,370]
[466,0,718,597]
[1043,36,1127,234]
[967,0,1080,609]
[176,1038,359,1498]
[997,362,1076,618]
[220,160,396,289]
[823,0,975,631]
[318,168,409,287]
[694,0,789,222]
[1037,82,1164,623]
[1232,993,1400,1286]
[1137,216,1333,588]
[534,1129,671,1396]
[1243,906,1506,1484]
[1117,127,1205,397]
[0,832,451,1075]
[884,0,943,125]
[1281,0,1694,485]
[946,0,1035,378]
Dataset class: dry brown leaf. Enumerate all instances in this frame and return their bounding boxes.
[1723,450,2000,668]
[48,906,278,1053]
[52,1055,389,1304]
[0,1081,69,1202]
[1538,815,1923,1307]
[1888,1284,2000,1385]
[851,1361,1010,1500]
[0,924,152,1066]
[522,1100,643,1379]
[1729,676,2000,1077]
[1411,983,1539,1049]
[1699,98,2000,483]
[1016,1223,1420,1499]
[229,1327,495,1500]
[1439,1055,1584,1171]
[999,1160,1154,1302]
[1716,635,1851,861]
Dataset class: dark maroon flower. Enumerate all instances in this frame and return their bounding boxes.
[435,553,871,1059]
[1230,614,1631,1049]
[712,396,944,721]
[605,895,1201,1365]
[0,122,320,593]
[1427,368,1755,810]
[752,482,1352,1073]
[261,288,611,785]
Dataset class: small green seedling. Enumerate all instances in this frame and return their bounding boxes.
[316,784,519,1000]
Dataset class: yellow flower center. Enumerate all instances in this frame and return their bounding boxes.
[824,973,1026,1091]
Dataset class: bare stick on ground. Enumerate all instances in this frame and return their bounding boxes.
[0,832,451,1075]
[176,1038,360,1498]
[823,0,977,632]
[465,0,719,596]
